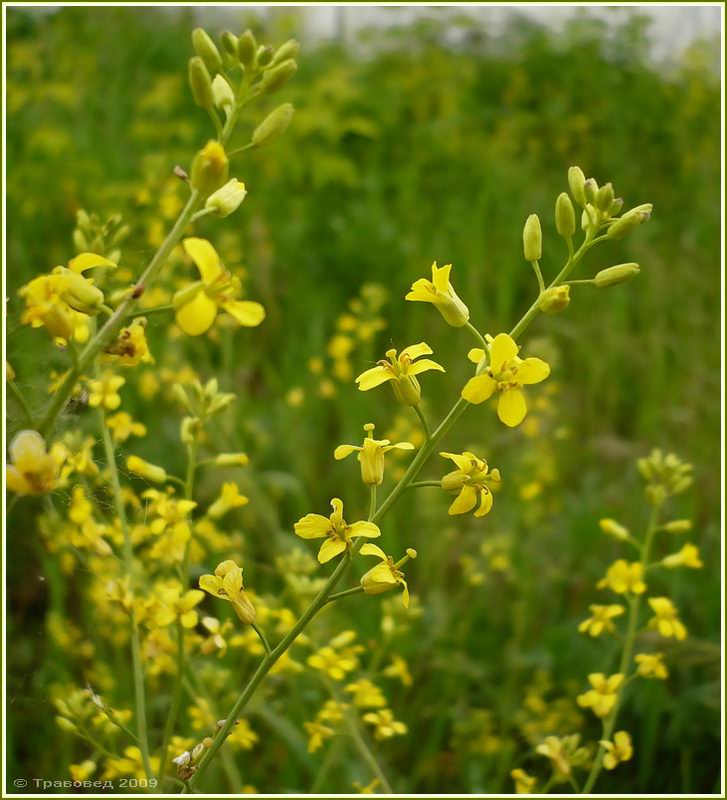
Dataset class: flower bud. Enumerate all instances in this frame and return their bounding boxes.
[205,179,247,217]
[190,140,229,196]
[606,205,653,240]
[391,374,421,407]
[594,263,640,288]
[256,46,273,67]
[539,285,570,315]
[212,74,235,114]
[595,182,614,212]
[214,452,250,467]
[54,268,105,314]
[252,103,295,148]
[192,28,223,74]
[663,519,693,534]
[608,197,624,217]
[73,229,89,252]
[555,192,576,238]
[188,57,214,109]
[237,30,257,68]
[583,178,598,205]
[270,39,300,67]
[126,455,167,484]
[258,59,297,96]
[581,204,598,232]
[221,31,238,59]
[599,518,630,541]
[568,166,587,206]
[522,214,542,262]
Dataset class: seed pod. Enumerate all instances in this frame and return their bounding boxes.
[258,59,297,96]
[606,204,653,240]
[568,166,587,206]
[252,103,295,147]
[237,30,257,68]
[595,182,614,212]
[188,57,214,109]
[192,28,223,74]
[270,39,300,67]
[594,263,640,287]
[539,285,570,315]
[555,192,576,238]
[522,214,542,262]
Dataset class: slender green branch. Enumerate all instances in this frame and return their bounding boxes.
[326,586,366,604]
[464,320,489,351]
[530,259,545,292]
[408,480,441,490]
[127,304,175,320]
[413,403,431,440]
[7,379,35,427]
[97,395,153,783]
[252,622,272,655]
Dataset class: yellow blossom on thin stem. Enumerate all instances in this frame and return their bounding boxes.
[88,372,125,411]
[103,318,154,367]
[127,455,167,484]
[173,238,265,336]
[294,498,380,563]
[661,543,703,569]
[199,560,256,624]
[382,655,412,687]
[207,482,248,520]
[576,673,624,718]
[154,583,205,629]
[597,559,646,595]
[461,333,550,427]
[344,679,386,709]
[355,343,444,407]
[647,597,687,640]
[6,430,65,495]
[599,730,633,770]
[635,652,669,680]
[359,544,416,607]
[405,261,470,327]
[106,412,147,443]
[511,768,537,794]
[362,708,407,740]
[334,423,414,486]
[578,604,625,637]
[440,450,501,517]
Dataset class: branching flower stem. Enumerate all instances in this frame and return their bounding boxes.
[185,231,602,792]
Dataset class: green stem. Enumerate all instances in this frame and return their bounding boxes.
[464,320,489,351]
[530,259,545,292]
[7,379,35,427]
[580,500,663,794]
[413,403,431,440]
[127,304,175,320]
[326,586,365,604]
[97,397,153,783]
[408,480,442,490]
[252,622,272,655]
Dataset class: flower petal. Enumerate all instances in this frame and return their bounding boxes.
[407,358,445,376]
[175,291,218,336]
[356,366,392,391]
[448,485,478,515]
[360,542,387,561]
[461,373,496,404]
[294,513,333,539]
[183,238,223,284]
[222,300,265,328]
[334,444,358,460]
[349,520,381,538]
[497,387,527,427]
[440,451,473,472]
[318,538,347,563]
[400,342,433,361]
[489,333,518,369]
[68,253,117,273]
[431,262,452,292]
[517,357,550,385]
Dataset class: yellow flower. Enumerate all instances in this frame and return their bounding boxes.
[145,492,197,560]
[205,178,247,217]
[382,654,412,687]
[199,560,256,624]
[173,238,265,336]
[6,430,65,495]
[578,604,625,637]
[294,498,380,563]
[647,597,687,640]
[355,343,444,407]
[106,412,147,443]
[307,633,364,680]
[344,679,386,709]
[576,673,624,718]
[535,734,589,779]
[103,318,154,366]
[207,482,248,520]
[511,768,537,794]
[334,423,414,486]
[214,452,250,467]
[69,760,96,782]
[304,720,335,753]
[199,616,234,656]
[597,559,646,595]
[360,544,416,607]
[155,583,205,628]
[599,518,630,541]
[599,730,633,770]
[362,708,407,740]
[440,450,501,517]
[102,746,160,781]
[88,372,125,410]
[228,718,258,750]
[635,652,669,680]
[461,333,550,427]
[127,455,167,484]
[190,140,229,195]
[661,543,703,569]
[406,261,470,327]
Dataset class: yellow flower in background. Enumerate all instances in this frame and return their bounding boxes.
[362,708,407,740]
[382,654,413,687]
[635,652,669,680]
[106,412,147,443]
[334,423,415,485]
[88,372,125,410]
[440,450,501,517]
[126,455,167,484]
[356,343,444,407]
[69,760,96,782]
[360,544,416,607]
[103,318,154,366]
[344,679,386,709]
[461,333,550,427]
[147,492,197,559]
[406,261,470,327]
[6,430,65,495]
[199,560,256,624]
[600,730,633,770]
[661,543,703,569]
[207,482,248,520]
[304,720,335,753]
[102,746,160,781]
[597,559,646,595]
[511,768,537,794]
[294,498,380,563]
[647,597,687,640]
[173,238,265,336]
[577,673,624,717]
[307,632,364,680]
[578,604,625,637]
[154,583,205,628]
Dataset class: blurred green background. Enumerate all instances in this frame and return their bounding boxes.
[5,6,722,794]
